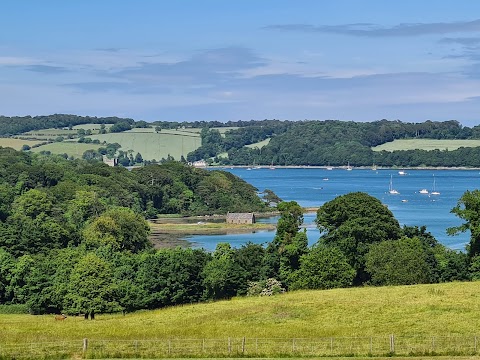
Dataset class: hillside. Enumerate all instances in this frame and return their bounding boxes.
[2,281,480,357]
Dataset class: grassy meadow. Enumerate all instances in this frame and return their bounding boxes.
[372,139,480,152]
[88,131,202,161]
[0,138,45,150]
[246,138,271,149]
[30,142,102,158]
[3,281,480,358]
[3,281,480,343]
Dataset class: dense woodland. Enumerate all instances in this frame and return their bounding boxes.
[0,147,480,316]
[188,119,480,167]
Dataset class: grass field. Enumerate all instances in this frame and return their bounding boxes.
[30,142,102,158]
[246,138,271,149]
[0,138,45,150]
[372,139,480,152]
[3,281,480,358]
[89,131,202,161]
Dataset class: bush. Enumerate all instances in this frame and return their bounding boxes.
[247,278,285,296]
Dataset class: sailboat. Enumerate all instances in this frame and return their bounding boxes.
[269,159,275,170]
[389,175,399,194]
[346,162,352,171]
[419,188,429,194]
[431,175,440,195]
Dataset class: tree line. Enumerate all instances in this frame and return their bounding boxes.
[187,119,480,167]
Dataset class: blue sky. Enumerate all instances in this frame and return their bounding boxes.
[2,1,480,125]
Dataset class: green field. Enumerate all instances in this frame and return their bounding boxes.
[30,142,102,158]
[3,281,480,358]
[246,138,271,149]
[89,131,202,161]
[72,123,113,130]
[0,138,45,150]
[372,139,480,152]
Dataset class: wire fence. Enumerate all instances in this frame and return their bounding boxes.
[1,335,480,359]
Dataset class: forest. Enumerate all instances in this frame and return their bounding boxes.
[0,147,480,317]
[187,119,480,167]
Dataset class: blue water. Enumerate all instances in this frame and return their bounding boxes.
[186,168,480,251]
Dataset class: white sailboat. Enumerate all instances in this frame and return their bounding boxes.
[346,162,352,171]
[419,188,429,194]
[389,175,399,194]
[431,175,440,195]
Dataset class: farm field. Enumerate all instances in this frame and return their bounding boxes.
[3,281,480,358]
[30,142,102,158]
[89,131,202,161]
[246,138,271,149]
[3,281,480,342]
[0,138,45,150]
[372,139,480,152]
[19,128,77,140]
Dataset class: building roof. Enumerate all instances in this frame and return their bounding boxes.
[226,212,255,220]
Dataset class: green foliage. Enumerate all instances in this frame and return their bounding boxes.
[316,192,402,284]
[202,243,243,299]
[290,245,355,290]
[365,237,437,285]
[247,278,285,296]
[64,252,121,316]
[448,189,480,258]
[82,207,151,253]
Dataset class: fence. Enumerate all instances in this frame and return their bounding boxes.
[1,335,480,359]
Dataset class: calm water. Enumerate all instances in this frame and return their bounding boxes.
[186,168,480,251]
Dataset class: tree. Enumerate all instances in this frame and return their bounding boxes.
[82,207,151,253]
[202,243,243,300]
[64,252,120,319]
[264,201,307,283]
[290,245,355,290]
[448,190,480,257]
[316,192,402,285]
[365,237,437,286]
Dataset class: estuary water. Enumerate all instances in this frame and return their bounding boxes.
[186,168,480,251]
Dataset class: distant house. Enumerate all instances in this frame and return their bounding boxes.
[226,212,256,224]
[192,159,207,168]
[102,155,118,167]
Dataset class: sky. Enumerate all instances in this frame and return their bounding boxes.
[2,1,480,125]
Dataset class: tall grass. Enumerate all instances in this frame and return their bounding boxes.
[2,281,480,344]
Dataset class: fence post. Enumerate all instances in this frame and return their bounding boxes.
[242,337,246,354]
[168,339,171,355]
[330,337,334,353]
[432,336,435,351]
[83,338,88,354]
[228,337,231,354]
[370,336,373,354]
[389,334,395,354]
[475,336,478,353]
[202,338,205,353]
[292,338,296,352]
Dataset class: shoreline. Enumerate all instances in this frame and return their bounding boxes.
[204,165,480,171]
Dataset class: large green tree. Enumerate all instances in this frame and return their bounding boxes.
[290,245,355,290]
[365,237,437,286]
[316,192,402,284]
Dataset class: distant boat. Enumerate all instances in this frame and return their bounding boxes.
[346,162,352,171]
[401,199,408,203]
[326,166,333,170]
[372,164,377,171]
[431,175,440,195]
[389,175,399,194]
[398,170,407,175]
[419,189,429,194]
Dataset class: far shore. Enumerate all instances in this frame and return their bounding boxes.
[204,165,480,171]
